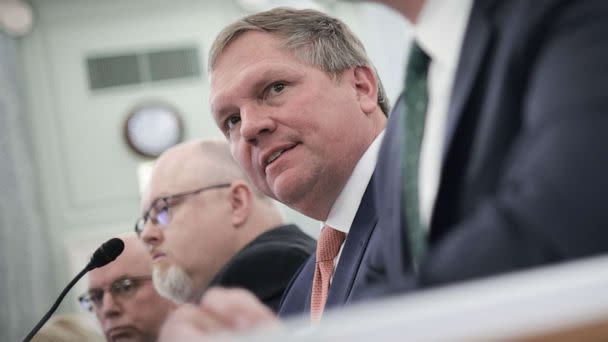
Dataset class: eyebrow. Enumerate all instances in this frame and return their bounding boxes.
[91,275,131,288]
[212,67,303,117]
[143,194,172,213]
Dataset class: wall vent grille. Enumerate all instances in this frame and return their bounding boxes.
[86,46,201,90]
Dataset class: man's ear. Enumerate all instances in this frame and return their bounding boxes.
[229,181,253,227]
[353,65,379,115]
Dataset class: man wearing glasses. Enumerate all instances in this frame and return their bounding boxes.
[81,233,176,342]
[136,139,314,310]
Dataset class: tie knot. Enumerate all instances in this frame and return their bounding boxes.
[316,226,346,262]
[406,42,430,75]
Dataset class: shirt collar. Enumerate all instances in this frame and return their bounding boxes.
[322,131,385,234]
[413,0,474,72]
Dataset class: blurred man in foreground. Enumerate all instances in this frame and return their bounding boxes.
[355,0,608,295]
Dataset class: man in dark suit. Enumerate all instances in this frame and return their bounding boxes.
[365,0,608,292]
[137,139,314,311]
[156,8,389,339]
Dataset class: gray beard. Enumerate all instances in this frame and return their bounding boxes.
[152,265,195,304]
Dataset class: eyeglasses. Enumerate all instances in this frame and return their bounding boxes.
[78,276,152,312]
[134,183,231,236]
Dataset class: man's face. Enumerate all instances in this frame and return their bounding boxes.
[210,31,376,219]
[87,239,174,342]
[139,155,238,303]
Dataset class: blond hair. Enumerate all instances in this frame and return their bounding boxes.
[31,315,104,342]
[209,7,390,116]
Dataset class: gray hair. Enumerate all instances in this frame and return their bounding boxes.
[208,7,390,116]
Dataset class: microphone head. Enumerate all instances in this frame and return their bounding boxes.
[87,238,125,270]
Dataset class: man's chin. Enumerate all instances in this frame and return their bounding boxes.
[271,178,323,217]
[106,326,141,342]
[152,264,194,304]
[268,174,308,203]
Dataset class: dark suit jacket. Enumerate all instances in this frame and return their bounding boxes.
[278,178,378,317]
[369,0,608,292]
[209,224,315,312]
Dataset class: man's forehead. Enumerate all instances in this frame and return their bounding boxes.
[210,64,305,114]
[212,30,288,69]
[143,152,205,206]
[88,264,143,288]
[89,272,139,288]
[88,239,150,287]
[210,32,298,88]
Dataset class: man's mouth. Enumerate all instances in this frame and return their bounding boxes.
[267,149,284,164]
[107,326,136,341]
[263,143,298,169]
[150,251,166,262]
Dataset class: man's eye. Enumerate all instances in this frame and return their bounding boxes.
[114,280,136,294]
[90,291,104,304]
[270,82,285,94]
[262,82,287,100]
[226,115,241,130]
[156,206,170,225]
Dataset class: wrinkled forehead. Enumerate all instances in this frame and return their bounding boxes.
[209,32,313,117]
[211,33,296,89]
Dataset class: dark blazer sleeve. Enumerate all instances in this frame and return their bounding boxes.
[210,226,315,312]
[277,256,316,318]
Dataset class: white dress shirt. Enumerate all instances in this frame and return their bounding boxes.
[321,131,385,277]
[413,0,473,229]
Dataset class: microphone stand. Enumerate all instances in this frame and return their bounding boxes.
[22,266,90,342]
[22,237,123,341]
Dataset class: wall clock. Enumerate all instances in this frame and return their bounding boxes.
[123,101,184,158]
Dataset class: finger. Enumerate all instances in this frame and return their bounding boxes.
[200,287,278,331]
[158,304,207,341]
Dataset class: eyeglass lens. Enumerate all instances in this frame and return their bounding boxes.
[80,278,146,311]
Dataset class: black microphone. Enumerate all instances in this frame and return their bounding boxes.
[86,237,126,270]
[23,238,125,342]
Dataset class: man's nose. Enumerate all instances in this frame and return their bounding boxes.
[240,105,276,143]
[140,220,163,247]
[99,291,122,319]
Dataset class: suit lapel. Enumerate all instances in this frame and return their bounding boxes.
[325,178,378,307]
[441,2,493,165]
[383,94,411,274]
[277,256,315,318]
[277,179,378,316]
[302,257,314,313]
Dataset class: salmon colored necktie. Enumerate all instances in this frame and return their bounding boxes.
[310,225,346,322]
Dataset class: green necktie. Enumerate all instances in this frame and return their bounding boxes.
[402,42,430,270]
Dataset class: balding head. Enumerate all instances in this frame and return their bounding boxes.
[138,139,283,303]
[86,233,175,342]
[142,140,267,207]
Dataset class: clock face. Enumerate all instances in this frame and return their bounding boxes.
[124,102,184,158]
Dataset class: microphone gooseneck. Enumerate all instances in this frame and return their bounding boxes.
[22,238,125,342]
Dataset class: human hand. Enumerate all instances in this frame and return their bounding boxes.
[197,287,279,332]
[158,303,210,342]
[157,287,279,341]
